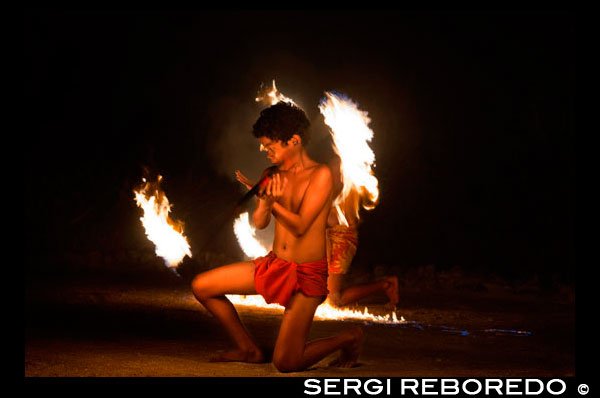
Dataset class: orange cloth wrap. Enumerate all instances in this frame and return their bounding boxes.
[253,251,329,308]
[327,224,359,275]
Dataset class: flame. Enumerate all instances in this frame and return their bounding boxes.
[255,80,298,107]
[314,300,404,325]
[233,212,269,258]
[318,92,379,225]
[226,294,405,325]
[133,175,192,270]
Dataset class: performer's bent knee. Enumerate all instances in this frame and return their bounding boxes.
[272,352,303,373]
[191,274,213,301]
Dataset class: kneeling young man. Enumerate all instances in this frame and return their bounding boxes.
[191,102,363,372]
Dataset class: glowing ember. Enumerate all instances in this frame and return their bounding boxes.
[318,91,380,225]
[233,212,269,258]
[255,80,298,107]
[134,175,192,271]
[226,294,404,325]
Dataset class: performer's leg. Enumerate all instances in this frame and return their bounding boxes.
[272,292,364,372]
[326,273,344,306]
[334,275,399,307]
[327,230,399,307]
[191,261,265,362]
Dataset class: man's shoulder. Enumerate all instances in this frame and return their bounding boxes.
[309,163,333,184]
[315,163,332,174]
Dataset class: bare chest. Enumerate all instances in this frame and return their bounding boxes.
[278,170,314,212]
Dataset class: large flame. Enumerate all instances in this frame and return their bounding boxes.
[233,212,269,259]
[318,91,379,225]
[226,294,405,325]
[255,80,298,107]
[134,175,192,270]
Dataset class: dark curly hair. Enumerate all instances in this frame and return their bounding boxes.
[252,102,311,145]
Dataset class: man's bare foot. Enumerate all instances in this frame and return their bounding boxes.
[209,348,266,363]
[382,276,399,307]
[329,327,364,368]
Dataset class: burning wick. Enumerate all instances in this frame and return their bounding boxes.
[133,175,192,276]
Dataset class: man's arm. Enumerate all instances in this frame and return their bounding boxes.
[271,165,333,237]
[251,168,276,229]
[253,196,273,229]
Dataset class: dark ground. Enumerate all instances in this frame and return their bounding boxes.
[25,264,575,378]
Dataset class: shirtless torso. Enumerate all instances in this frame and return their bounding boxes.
[271,164,331,263]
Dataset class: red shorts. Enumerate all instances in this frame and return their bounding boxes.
[253,251,329,308]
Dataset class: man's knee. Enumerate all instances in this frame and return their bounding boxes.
[191,274,211,301]
[272,351,302,373]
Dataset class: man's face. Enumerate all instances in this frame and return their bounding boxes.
[258,136,290,165]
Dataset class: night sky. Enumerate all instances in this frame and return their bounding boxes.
[24,10,575,288]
